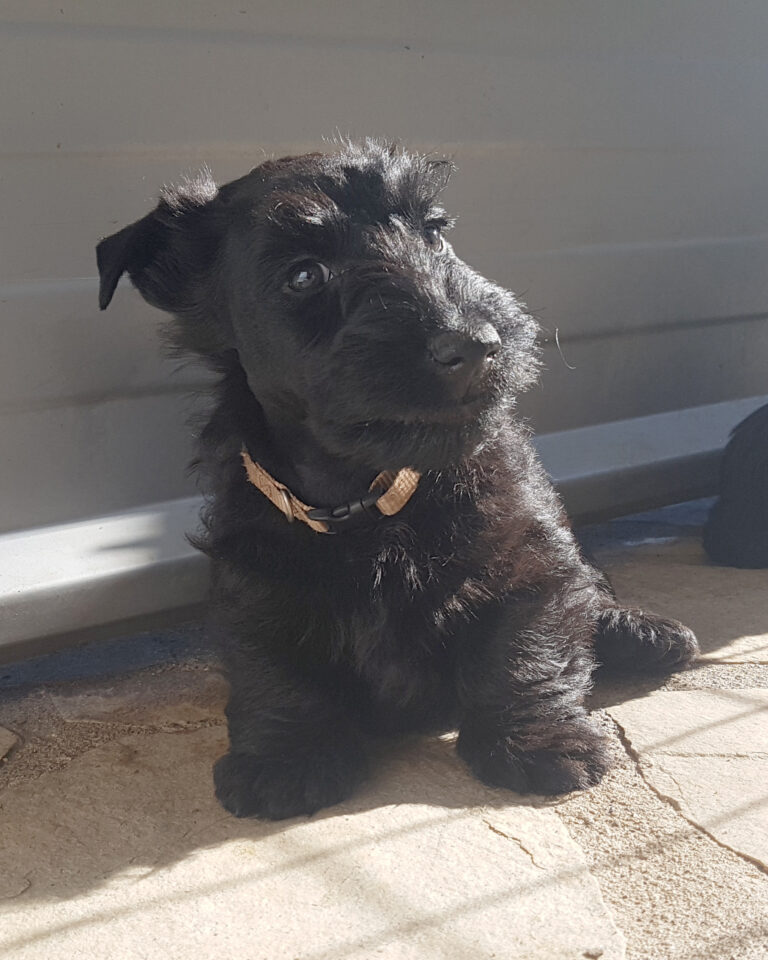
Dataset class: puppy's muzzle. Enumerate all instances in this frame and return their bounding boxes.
[428,323,501,399]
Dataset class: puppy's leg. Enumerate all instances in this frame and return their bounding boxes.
[586,566,699,672]
[456,588,612,795]
[213,603,368,820]
[593,605,699,673]
[215,658,369,820]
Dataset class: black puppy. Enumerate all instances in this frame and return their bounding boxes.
[704,402,768,568]
[97,141,698,819]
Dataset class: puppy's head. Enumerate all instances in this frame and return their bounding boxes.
[98,141,539,471]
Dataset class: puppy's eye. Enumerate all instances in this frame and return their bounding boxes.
[423,224,445,252]
[287,261,331,292]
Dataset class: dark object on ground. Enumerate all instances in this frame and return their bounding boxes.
[703,403,768,568]
[96,141,698,820]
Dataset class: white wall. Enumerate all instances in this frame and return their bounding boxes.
[2,1,768,534]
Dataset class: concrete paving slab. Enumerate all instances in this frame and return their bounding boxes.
[558,730,768,960]
[607,689,768,756]
[609,690,768,872]
[596,538,768,663]
[0,727,625,960]
[47,664,227,729]
[647,756,768,872]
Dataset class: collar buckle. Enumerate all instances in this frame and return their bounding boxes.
[306,490,384,529]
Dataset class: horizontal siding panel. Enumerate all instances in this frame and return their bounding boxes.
[496,236,768,343]
[520,314,768,433]
[5,145,768,276]
[0,394,200,534]
[0,281,211,413]
[3,2,768,66]
[3,25,768,156]
[449,146,768,259]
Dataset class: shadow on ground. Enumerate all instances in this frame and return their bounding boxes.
[0,724,558,907]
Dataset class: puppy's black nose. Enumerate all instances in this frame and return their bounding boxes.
[428,323,501,395]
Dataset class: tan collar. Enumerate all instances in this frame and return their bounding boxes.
[240,449,421,534]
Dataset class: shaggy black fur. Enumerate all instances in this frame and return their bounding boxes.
[97,141,698,819]
[703,402,768,568]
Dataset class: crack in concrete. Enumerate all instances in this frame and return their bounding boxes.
[481,818,545,869]
[608,714,768,878]
[0,875,31,900]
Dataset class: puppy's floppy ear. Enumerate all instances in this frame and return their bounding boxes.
[96,170,220,312]
[96,213,166,310]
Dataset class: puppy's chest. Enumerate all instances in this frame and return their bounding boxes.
[336,533,488,644]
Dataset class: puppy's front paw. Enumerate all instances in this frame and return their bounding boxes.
[457,719,612,796]
[214,744,368,820]
[595,607,699,673]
